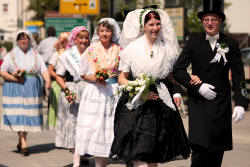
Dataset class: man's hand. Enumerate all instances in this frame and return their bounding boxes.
[198,83,217,100]
[232,106,245,123]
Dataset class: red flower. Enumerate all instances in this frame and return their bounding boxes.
[93,58,98,63]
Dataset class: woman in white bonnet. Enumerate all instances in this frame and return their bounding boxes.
[73,18,122,167]
[110,8,200,167]
[0,30,51,156]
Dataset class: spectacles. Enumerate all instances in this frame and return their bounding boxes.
[202,18,218,24]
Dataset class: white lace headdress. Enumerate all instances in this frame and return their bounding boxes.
[118,8,180,111]
[91,18,121,44]
[119,8,179,56]
[13,30,37,49]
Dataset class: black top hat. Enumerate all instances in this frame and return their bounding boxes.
[198,0,226,21]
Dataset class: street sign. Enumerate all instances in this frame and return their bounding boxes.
[59,0,100,15]
[165,7,185,41]
[45,13,90,37]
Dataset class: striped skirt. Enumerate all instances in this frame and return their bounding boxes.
[1,76,43,132]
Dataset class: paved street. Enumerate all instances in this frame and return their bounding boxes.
[0,78,250,167]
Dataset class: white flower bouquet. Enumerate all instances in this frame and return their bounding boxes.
[117,73,156,109]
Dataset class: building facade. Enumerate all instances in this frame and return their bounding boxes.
[225,0,250,34]
[0,0,35,41]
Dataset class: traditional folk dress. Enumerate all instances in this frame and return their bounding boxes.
[110,34,190,163]
[55,45,87,149]
[1,47,47,132]
[75,41,120,157]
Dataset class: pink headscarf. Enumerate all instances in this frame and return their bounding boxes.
[66,26,88,49]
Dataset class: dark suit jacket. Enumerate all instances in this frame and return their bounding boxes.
[172,32,248,151]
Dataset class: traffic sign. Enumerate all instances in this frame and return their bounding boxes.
[60,0,100,15]
[45,12,90,37]
[165,7,185,41]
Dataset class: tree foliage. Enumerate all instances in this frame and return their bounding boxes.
[179,0,231,33]
[27,0,59,21]
[114,0,137,21]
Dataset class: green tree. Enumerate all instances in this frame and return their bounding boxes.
[27,0,59,21]
[114,0,137,21]
[179,0,231,33]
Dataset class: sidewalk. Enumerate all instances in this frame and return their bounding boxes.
[0,78,250,167]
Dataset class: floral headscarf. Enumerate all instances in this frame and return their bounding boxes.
[66,26,89,49]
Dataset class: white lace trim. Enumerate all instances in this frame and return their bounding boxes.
[59,46,81,81]
[91,18,121,44]
[125,82,176,111]
[119,9,179,56]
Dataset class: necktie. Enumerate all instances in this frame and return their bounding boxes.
[206,34,219,50]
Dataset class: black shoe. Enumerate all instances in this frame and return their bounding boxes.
[80,157,89,165]
[20,148,29,156]
[17,143,21,152]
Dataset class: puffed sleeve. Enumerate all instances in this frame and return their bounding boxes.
[118,47,131,73]
[49,52,59,66]
[79,47,92,76]
[0,53,12,72]
[56,54,66,76]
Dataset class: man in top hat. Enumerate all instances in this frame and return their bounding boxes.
[172,0,248,167]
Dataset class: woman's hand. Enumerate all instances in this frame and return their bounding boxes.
[146,91,159,100]
[0,71,25,83]
[45,81,51,91]
[174,97,181,107]
[190,75,202,85]
[96,78,107,86]
[12,77,25,83]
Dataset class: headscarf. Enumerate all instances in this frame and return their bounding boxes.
[91,18,121,44]
[13,30,37,49]
[66,26,89,49]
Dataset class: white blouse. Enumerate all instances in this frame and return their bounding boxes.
[119,34,177,79]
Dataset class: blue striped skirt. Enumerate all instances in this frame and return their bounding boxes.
[1,76,44,132]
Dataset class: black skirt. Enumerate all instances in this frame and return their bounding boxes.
[110,92,190,163]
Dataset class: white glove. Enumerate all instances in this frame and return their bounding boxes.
[198,83,217,100]
[232,106,245,123]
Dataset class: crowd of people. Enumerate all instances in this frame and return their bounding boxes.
[0,0,248,167]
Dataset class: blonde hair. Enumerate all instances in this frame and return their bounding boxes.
[54,32,70,51]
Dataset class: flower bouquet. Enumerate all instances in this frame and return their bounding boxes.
[12,69,26,79]
[95,68,109,81]
[63,87,77,104]
[117,73,156,102]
